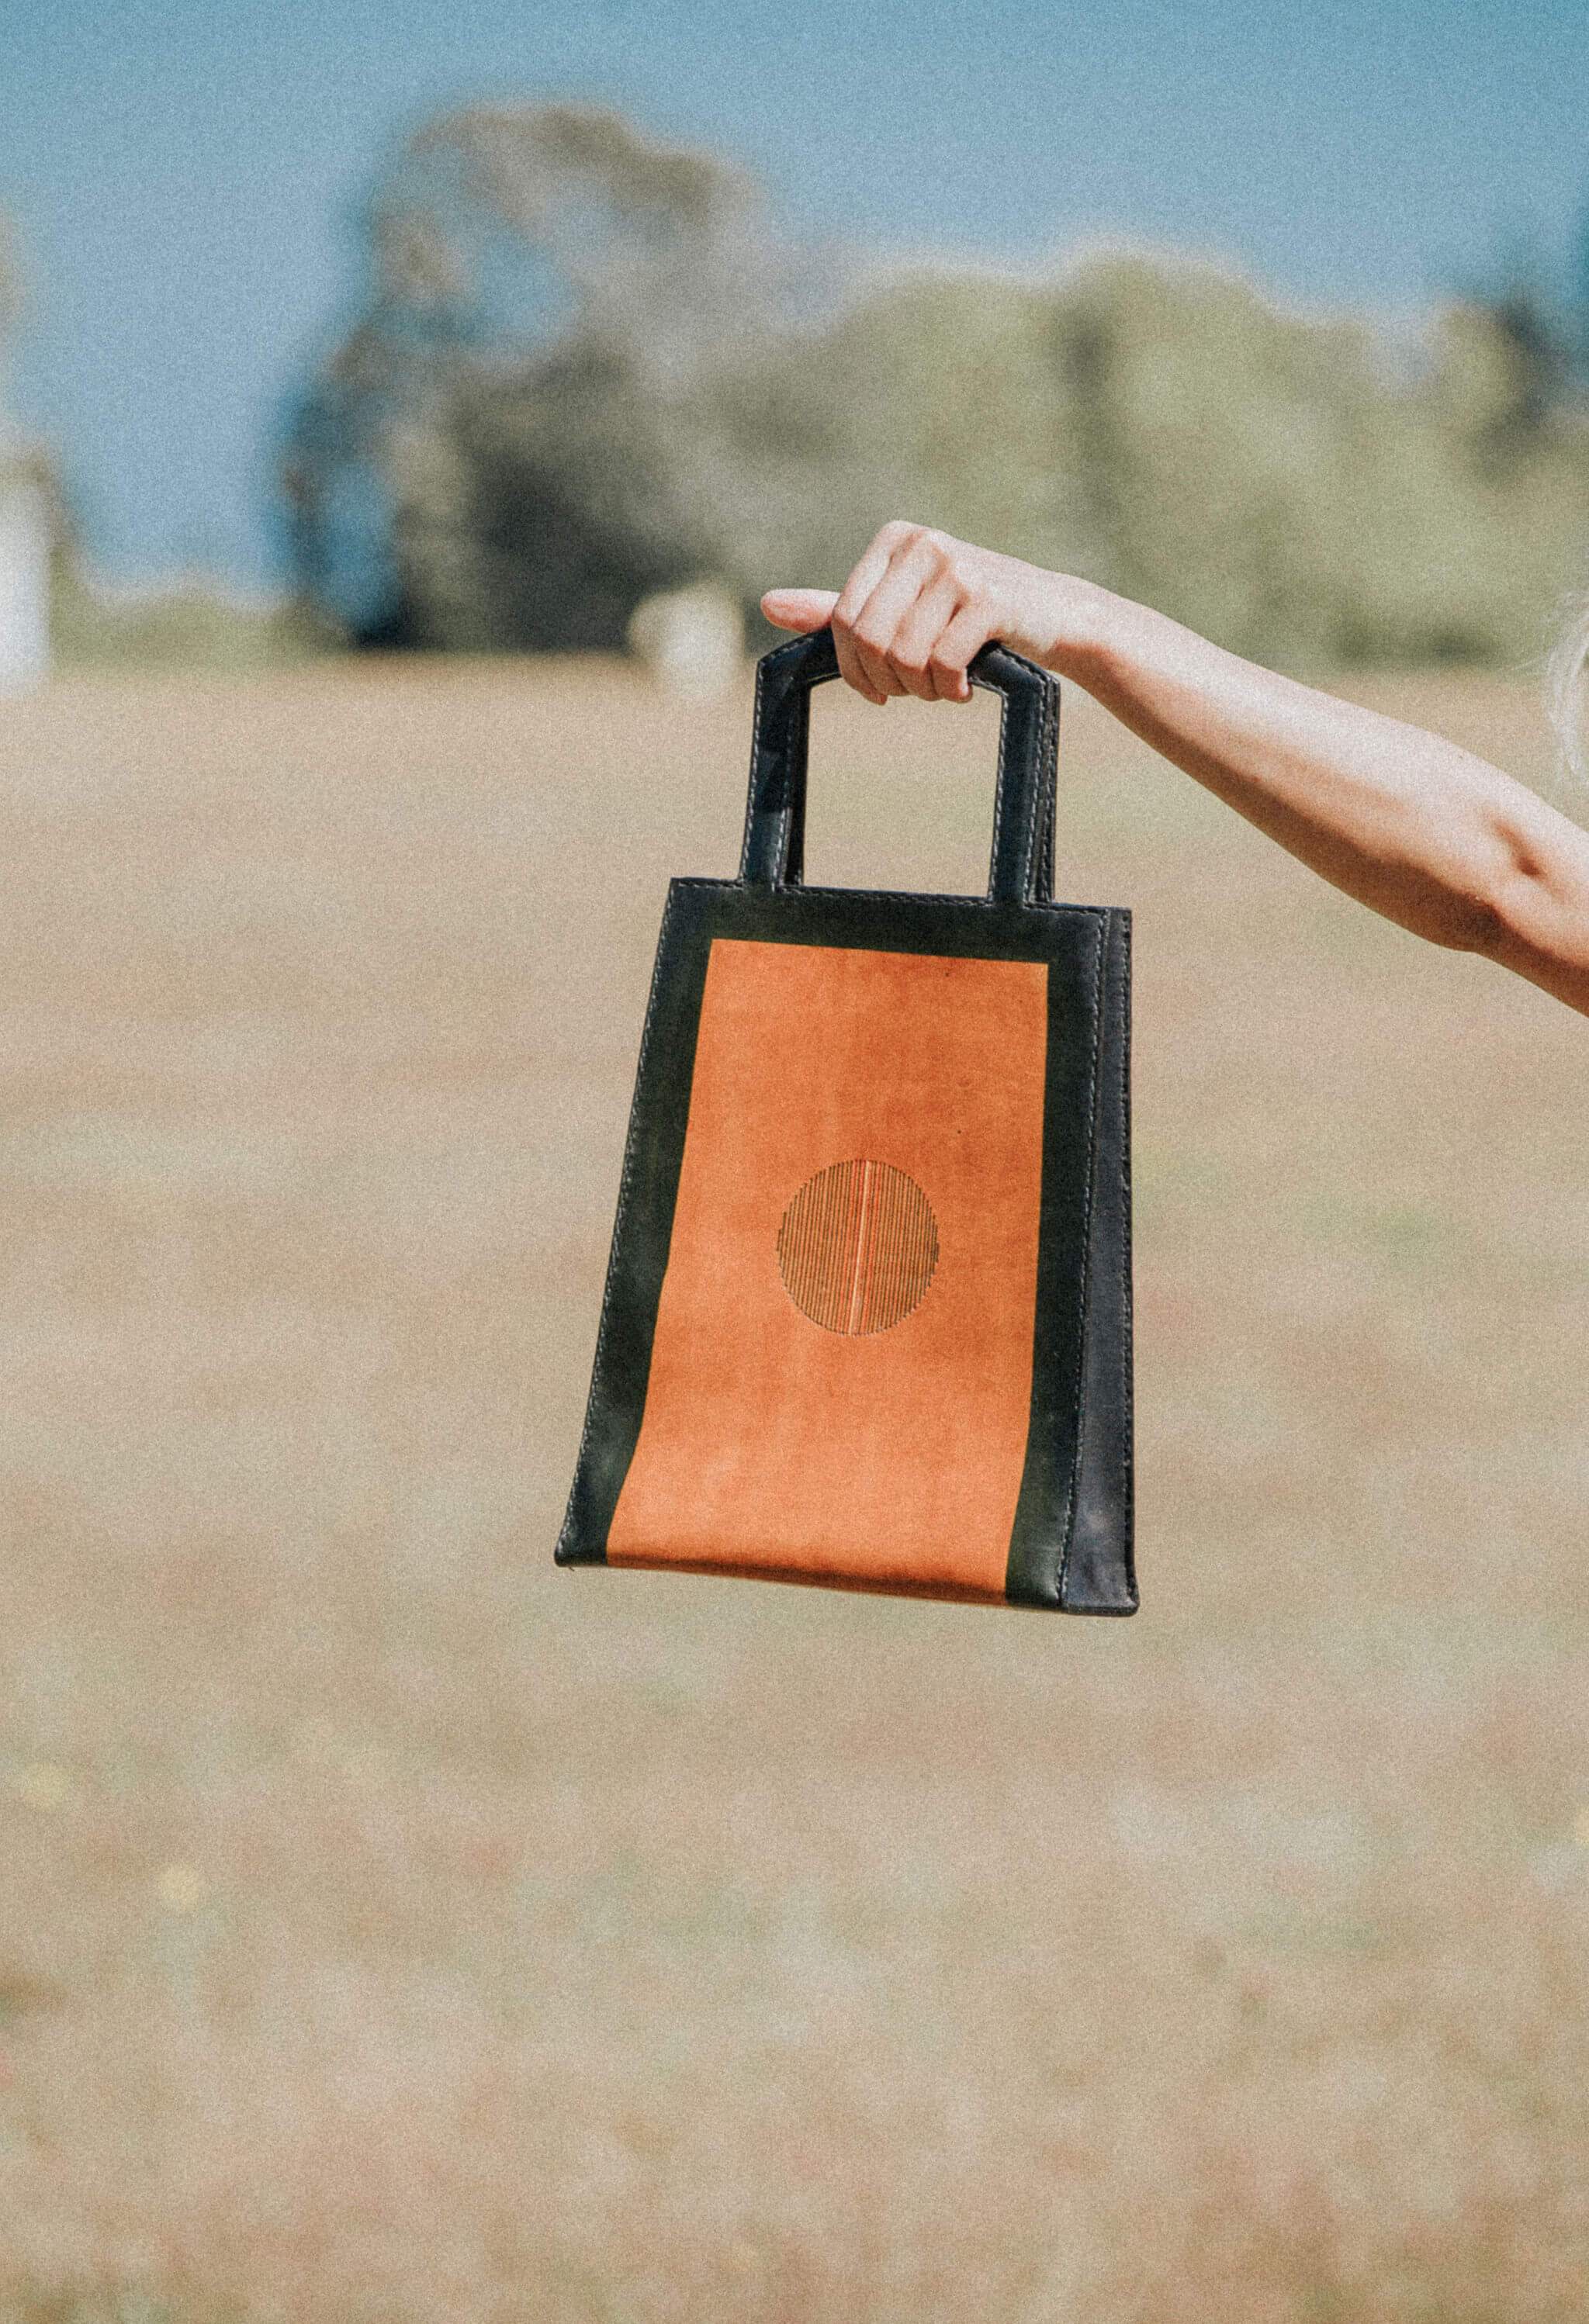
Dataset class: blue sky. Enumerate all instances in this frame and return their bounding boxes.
[4,0,1587,587]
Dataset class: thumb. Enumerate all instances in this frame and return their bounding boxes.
[760,586,839,634]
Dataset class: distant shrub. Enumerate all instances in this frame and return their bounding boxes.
[53,569,336,672]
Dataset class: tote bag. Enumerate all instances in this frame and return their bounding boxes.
[557,628,1135,1612]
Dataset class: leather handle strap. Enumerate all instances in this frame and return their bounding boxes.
[739,628,1059,904]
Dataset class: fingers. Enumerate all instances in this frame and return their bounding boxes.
[891,576,968,701]
[763,520,994,708]
[925,600,998,700]
[831,524,912,702]
[848,532,954,701]
[760,586,838,634]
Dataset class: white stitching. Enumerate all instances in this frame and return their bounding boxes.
[758,638,1058,902]
[1054,909,1108,1606]
[698,875,1103,922]
[987,667,1013,897]
[559,882,1118,1586]
[738,649,771,879]
[975,645,1057,904]
[1114,913,1137,1604]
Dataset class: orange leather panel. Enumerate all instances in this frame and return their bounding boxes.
[606,938,1049,1597]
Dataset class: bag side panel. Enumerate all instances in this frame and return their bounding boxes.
[1058,908,1137,1613]
[1001,906,1106,1607]
[555,884,711,1565]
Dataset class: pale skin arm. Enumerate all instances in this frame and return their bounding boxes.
[762,522,1589,1017]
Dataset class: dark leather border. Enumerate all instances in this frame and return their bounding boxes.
[741,631,1059,906]
[556,878,1135,1614]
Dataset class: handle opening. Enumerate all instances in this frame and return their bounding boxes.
[739,629,1059,904]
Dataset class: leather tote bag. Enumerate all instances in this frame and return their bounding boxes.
[557,628,1135,1613]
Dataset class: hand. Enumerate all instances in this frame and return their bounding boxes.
[760,520,1075,705]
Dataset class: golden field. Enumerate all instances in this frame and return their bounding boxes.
[0,659,1584,2323]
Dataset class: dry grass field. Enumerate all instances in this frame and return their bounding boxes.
[0,659,1584,2323]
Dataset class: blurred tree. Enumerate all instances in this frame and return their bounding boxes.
[288,103,1589,669]
[1055,255,1589,666]
[693,267,1106,608]
[284,102,774,645]
[1573,188,1589,386]
[1454,230,1577,456]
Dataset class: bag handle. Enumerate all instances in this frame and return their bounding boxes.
[739,628,1059,904]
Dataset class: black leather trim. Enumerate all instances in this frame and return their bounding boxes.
[741,631,1059,906]
[1054,910,1136,1610]
[553,885,712,1567]
[555,878,1135,1615]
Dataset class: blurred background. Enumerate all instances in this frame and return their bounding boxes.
[1,5,1587,2320]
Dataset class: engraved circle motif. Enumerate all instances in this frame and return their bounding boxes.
[776,1160,940,1335]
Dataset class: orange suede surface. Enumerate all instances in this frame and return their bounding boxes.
[606,937,1049,1596]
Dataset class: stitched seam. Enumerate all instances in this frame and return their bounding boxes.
[1038,676,1058,902]
[738,649,770,880]
[1033,665,1055,901]
[703,875,1101,920]
[1018,671,1040,901]
[1040,678,1054,892]
[1036,664,1050,897]
[988,666,1012,898]
[1010,646,1057,907]
[753,638,1056,901]
[774,654,800,886]
[1054,910,1107,1606]
[1116,912,1137,1605]
[976,646,1057,904]
[743,639,811,884]
[556,883,683,1558]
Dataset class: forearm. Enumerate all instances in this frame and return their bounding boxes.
[762,524,1589,1013]
[1045,579,1589,1007]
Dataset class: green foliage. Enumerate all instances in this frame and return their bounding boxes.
[53,569,337,672]
[289,106,1589,669]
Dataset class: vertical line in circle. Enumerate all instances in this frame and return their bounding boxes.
[822,1160,846,1332]
[892,1174,905,1319]
[777,1162,939,1332]
[864,1170,885,1333]
[832,1160,851,1333]
[846,1159,873,1336]
[891,1168,908,1328]
[891,1178,909,1334]
[856,1162,875,1333]
[806,1164,826,1326]
[824,1160,846,1331]
[905,1179,919,1315]
[873,1166,898,1331]
[864,1162,886,1332]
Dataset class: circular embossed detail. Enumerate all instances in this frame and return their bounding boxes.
[776,1160,940,1335]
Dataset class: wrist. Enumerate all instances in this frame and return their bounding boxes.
[1024,572,1130,689]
